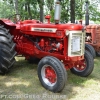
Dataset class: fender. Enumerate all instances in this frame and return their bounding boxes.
[0,19,16,27]
[0,19,22,31]
[0,19,20,36]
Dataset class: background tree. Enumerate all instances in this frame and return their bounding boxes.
[1,0,100,23]
[60,0,70,23]
[75,0,85,20]
[0,0,14,18]
[45,0,54,22]
[89,0,100,22]
[70,0,75,23]
[13,0,18,15]
[37,0,44,22]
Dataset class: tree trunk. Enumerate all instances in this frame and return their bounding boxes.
[70,0,75,23]
[24,3,27,19]
[27,3,32,19]
[13,0,18,14]
[39,0,44,22]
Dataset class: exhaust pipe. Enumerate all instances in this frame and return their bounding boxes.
[54,0,61,24]
[85,1,89,25]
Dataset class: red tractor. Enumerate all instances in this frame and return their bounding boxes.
[80,1,99,57]
[0,1,94,92]
[85,25,100,56]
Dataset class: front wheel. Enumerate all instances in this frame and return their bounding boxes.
[85,44,96,58]
[70,50,94,77]
[96,51,100,57]
[37,56,67,93]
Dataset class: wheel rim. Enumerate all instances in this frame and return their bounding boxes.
[41,65,57,87]
[73,59,87,72]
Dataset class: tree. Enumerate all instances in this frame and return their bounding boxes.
[0,1,14,18]
[13,0,18,14]
[88,0,100,21]
[44,0,54,22]
[75,0,85,20]
[38,0,44,22]
[1,0,100,23]
[60,0,70,23]
[70,0,75,23]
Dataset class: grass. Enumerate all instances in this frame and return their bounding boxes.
[0,56,100,100]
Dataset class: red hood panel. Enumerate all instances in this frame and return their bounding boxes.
[21,23,83,32]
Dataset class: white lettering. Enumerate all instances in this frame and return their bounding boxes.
[31,28,57,33]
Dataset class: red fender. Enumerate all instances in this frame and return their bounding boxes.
[0,19,16,27]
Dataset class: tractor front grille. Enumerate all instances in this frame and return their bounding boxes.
[67,31,85,57]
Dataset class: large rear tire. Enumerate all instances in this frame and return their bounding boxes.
[0,25,16,74]
[70,50,94,77]
[37,56,67,92]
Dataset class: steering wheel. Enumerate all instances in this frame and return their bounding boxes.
[8,14,21,23]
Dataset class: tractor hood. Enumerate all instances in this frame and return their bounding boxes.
[20,22,83,32]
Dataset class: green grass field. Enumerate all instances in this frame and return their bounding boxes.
[0,56,100,100]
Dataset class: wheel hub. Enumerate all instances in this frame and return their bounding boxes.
[41,65,57,86]
[74,60,86,71]
[45,67,57,83]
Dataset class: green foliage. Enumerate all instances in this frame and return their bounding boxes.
[75,0,85,20]
[0,1,14,18]
[0,0,100,22]
[18,0,40,20]
[50,10,55,22]
[60,0,70,23]
[44,0,54,22]
[89,1,100,21]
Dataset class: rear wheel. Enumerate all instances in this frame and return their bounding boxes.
[0,25,16,74]
[85,44,96,58]
[37,56,67,92]
[70,50,94,77]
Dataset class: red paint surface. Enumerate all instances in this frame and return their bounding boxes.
[0,18,84,70]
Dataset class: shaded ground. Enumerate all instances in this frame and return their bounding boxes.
[0,57,100,100]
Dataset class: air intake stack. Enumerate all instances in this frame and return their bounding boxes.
[54,0,61,24]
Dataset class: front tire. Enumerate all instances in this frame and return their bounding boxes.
[37,56,67,92]
[96,51,100,57]
[70,50,94,77]
[0,25,16,74]
[85,44,96,58]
